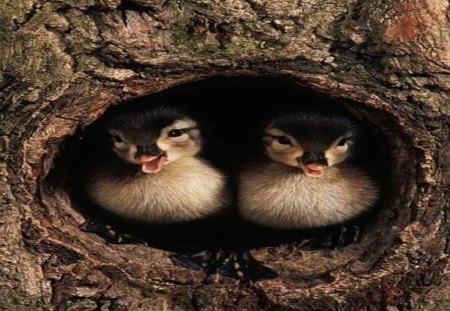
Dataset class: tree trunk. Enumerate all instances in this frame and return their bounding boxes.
[0,0,449,310]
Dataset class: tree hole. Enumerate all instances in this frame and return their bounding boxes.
[43,76,415,285]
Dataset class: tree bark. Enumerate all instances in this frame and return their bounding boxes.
[0,0,449,310]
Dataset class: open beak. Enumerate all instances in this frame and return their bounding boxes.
[298,152,328,177]
[299,163,327,177]
[136,154,166,173]
[135,144,166,173]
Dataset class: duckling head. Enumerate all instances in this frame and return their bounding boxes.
[263,108,358,177]
[107,106,202,173]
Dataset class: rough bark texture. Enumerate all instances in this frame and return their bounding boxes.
[0,0,449,310]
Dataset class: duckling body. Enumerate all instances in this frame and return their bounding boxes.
[228,106,380,282]
[87,156,228,223]
[81,106,230,249]
[238,107,379,231]
[239,160,377,230]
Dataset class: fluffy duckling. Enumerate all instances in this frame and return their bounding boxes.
[238,106,378,230]
[85,106,229,224]
[231,105,379,282]
[80,106,230,251]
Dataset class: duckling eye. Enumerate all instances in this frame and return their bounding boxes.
[277,136,291,145]
[168,129,183,137]
[112,135,123,143]
[337,138,349,147]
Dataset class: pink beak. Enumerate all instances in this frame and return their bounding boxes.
[299,163,327,177]
[135,154,166,173]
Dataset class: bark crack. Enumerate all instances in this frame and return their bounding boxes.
[243,0,269,19]
[12,1,48,31]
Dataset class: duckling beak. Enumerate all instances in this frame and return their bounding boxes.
[136,144,162,157]
[299,163,327,177]
[135,144,166,173]
[136,154,166,173]
[298,152,328,177]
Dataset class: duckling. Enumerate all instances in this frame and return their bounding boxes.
[232,105,379,281]
[81,106,230,250]
[238,107,378,230]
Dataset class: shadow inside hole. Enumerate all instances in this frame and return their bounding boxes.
[47,76,392,253]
